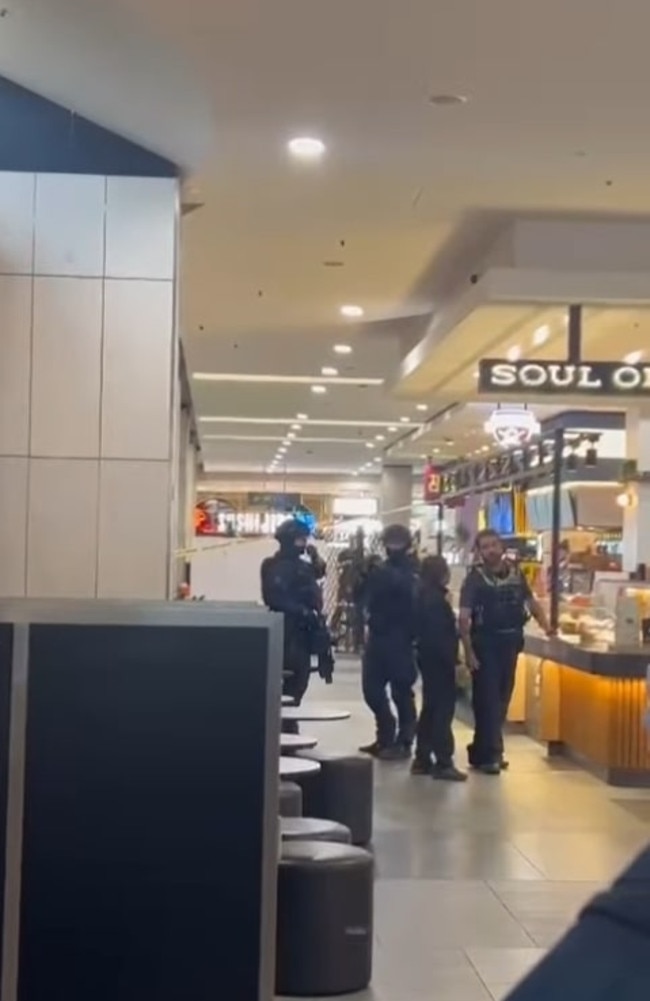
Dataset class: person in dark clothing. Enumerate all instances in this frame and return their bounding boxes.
[359,523,418,761]
[505,844,650,1000]
[412,555,466,781]
[459,529,552,774]
[261,518,326,705]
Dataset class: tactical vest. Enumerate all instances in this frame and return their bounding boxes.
[471,566,529,635]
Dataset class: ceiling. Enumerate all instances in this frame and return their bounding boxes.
[8,1,650,478]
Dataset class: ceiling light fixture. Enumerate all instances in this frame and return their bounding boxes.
[506,345,522,362]
[340,305,364,319]
[375,434,385,441]
[533,325,550,347]
[291,424,302,431]
[333,344,352,355]
[400,417,409,423]
[287,433,296,439]
[193,372,382,386]
[321,366,338,376]
[366,442,375,449]
[416,404,428,412]
[624,350,643,365]
[287,136,326,160]
[296,413,308,420]
[200,416,418,428]
[388,425,398,432]
[429,93,469,107]
[311,385,327,394]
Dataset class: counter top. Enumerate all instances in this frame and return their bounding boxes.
[524,633,650,678]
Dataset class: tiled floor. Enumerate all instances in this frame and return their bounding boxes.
[277,660,650,1000]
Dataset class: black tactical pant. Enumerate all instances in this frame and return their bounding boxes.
[415,656,457,768]
[469,631,523,766]
[362,633,417,748]
[282,631,312,706]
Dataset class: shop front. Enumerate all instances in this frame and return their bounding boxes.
[463,325,650,784]
[434,320,650,782]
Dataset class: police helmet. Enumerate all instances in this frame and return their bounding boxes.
[381,523,412,552]
[275,517,309,545]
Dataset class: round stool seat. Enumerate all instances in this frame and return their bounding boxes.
[276,841,373,997]
[280,816,351,844]
[279,781,302,818]
[297,752,374,846]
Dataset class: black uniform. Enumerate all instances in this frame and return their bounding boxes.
[261,537,324,705]
[460,561,530,768]
[362,551,417,749]
[414,581,459,770]
[506,844,650,1000]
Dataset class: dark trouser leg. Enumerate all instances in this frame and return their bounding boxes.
[391,680,417,748]
[415,671,436,764]
[362,648,395,747]
[428,665,457,768]
[470,643,503,766]
[282,637,311,706]
[496,640,521,758]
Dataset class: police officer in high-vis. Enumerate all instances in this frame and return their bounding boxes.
[360,523,418,760]
[261,518,326,705]
[459,529,552,774]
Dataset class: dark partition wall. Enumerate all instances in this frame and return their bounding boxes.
[0,602,281,1001]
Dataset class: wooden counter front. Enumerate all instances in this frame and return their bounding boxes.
[518,636,650,786]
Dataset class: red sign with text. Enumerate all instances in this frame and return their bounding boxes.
[423,463,441,504]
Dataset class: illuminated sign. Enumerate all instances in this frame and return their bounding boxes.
[423,463,442,503]
[478,359,650,396]
[484,406,540,448]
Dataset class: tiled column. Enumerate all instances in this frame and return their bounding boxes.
[380,463,413,527]
[0,171,179,599]
[623,409,650,573]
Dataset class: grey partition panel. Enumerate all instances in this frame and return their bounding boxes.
[0,602,281,1001]
[0,625,12,988]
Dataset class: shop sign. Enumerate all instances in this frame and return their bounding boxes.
[423,462,442,503]
[478,359,650,396]
[484,406,540,448]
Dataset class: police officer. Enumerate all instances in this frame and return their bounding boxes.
[360,523,418,760]
[459,529,552,774]
[261,518,326,705]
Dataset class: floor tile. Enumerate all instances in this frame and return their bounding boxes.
[375,880,534,948]
[465,947,546,988]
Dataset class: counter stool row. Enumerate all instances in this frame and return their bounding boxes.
[276,720,374,997]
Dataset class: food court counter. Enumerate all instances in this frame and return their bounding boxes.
[506,634,650,786]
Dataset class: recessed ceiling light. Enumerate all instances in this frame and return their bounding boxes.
[287,136,326,160]
[278,448,287,454]
[624,350,643,364]
[340,305,364,319]
[366,442,375,449]
[352,470,359,476]
[296,413,308,420]
[311,385,327,394]
[429,93,469,107]
[375,434,385,441]
[533,324,550,347]
[321,366,338,376]
[416,404,428,412]
[433,448,441,454]
[473,369,479,379]
[388,425,398,432]
[333,344,352,355]
[287,433,296,439]
[506,345,522,362]
[373,457,381,463]
[400,417,409,423]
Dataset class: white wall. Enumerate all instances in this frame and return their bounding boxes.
[0,171,179,599]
